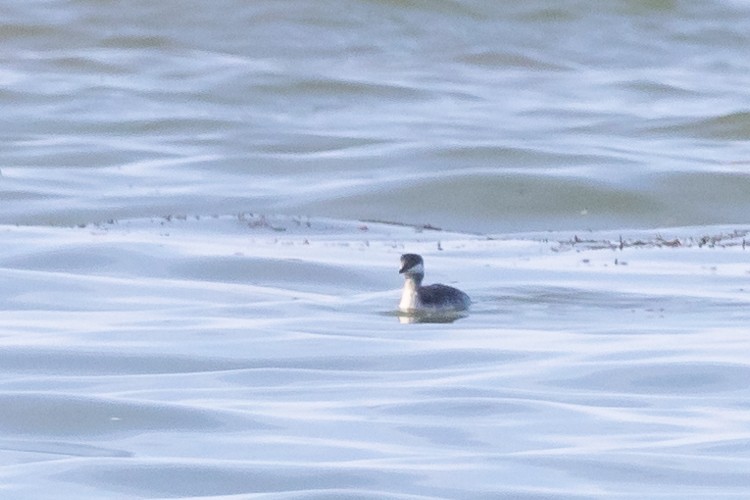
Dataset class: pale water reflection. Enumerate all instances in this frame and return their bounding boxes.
[3,0,750,497]
[396,311,470,325]
[1,216,749,498]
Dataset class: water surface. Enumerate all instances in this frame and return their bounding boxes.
[2,1,750,498]
[3,0,750,232]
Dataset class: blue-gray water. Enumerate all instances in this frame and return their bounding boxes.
[2,1,750,498]
[4,0,750,232]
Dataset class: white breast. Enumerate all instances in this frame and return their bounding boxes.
[399,279,419,312]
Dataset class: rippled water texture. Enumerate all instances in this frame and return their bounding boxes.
[3,0,750,231]
[2,0,750,498]
[2,217,750,499]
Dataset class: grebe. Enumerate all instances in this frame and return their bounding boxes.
[398,253,471,313]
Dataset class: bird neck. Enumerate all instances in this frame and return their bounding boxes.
[405,272,424,286]
[400,275,421,311]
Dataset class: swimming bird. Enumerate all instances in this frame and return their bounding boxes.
[398,253,471,313]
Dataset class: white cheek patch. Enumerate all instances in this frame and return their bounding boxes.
[408,262,424,275]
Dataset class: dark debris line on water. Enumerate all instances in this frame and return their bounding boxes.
[553,229,749,252]
[71,213,749,255]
